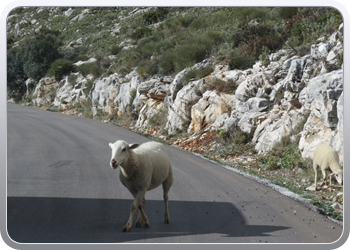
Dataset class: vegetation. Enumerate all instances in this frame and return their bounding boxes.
[7,7,343,101]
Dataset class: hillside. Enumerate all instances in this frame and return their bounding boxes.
[7,7,344,221]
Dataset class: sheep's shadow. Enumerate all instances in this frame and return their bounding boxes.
[7,196,289,243]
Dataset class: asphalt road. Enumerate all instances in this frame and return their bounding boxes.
[7,104,343,244]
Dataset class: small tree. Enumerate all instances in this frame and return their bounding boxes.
[22,33,60,81]
[7,48,26,100]
[47,59,76,80]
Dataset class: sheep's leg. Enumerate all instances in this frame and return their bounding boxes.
[329,173,334,191]
[135,197,145,227]
[162,178,172,224]
[321,168,328,186]
[136,197,150,228]
[314,164,318,191]
[123,190,147,232]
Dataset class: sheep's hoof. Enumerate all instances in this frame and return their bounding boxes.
[144,222,150,228]
[164,218,170,224]
[135,220,143,228]
[122,225,131,232]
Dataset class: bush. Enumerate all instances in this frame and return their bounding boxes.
[143,7,169,24]
[21,33,60,80]
[280,145,305,169]
[158,49,175,74]
[173,32,218,72]
[154,39,175,54]
[210,78,238,94]
[110,45,121,55]
[183,66,214,85]
[278,7,299,20]
[147,106,168,130]
[229,52,256,70]
[130,27,152,40]
[77,62,103,77]
[137,60,158,79]
[84,80,94,95]
[128,88,137,112]
[62,47,88,62]
[7,48,26,99]
[263,156,279,170]
[47,59,76,80]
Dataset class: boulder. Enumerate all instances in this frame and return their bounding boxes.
[114,72,141,114]
[253,109,306,153]
[299,69,343,128]
[53,73,89,108]
[138,77,172,101]
[91,74,120,115]
[235,73,269,102]
[135,99,164,127]
[188,91,236,133]
[32,77,59,106]
[166,78,210,134]
[331,91,343,164]
[298,113,334,160]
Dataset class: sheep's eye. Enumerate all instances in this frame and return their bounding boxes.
[122,147,126,152]
[335,174,338,177]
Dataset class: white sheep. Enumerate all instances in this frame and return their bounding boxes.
[109,140,173,232]
[313,143,343,191]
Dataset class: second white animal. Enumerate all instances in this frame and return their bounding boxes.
[313,143,343,191]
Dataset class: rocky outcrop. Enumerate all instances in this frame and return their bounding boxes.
[188,90,235,133]
[298,69,343,163]
[91,73,120,116]
[53,73,89,108]
[166,77,211,134]
[29,23,344,165]
[32,77,59,106]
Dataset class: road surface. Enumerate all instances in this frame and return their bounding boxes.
[6,104,343,244]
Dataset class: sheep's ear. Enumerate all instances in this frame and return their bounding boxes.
[129,143,139,149]
[108,143,113,149]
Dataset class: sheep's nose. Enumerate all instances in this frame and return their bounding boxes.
[111,159,116,165]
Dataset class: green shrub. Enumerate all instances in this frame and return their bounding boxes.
[110,45,121,55]
[278,7,299,20]
[84,80,94,95]
[136,39,156,59]
[280,145,304,169]
[143,7,169,24]
[234,7,269,23]
[47,59,76,80]
[74,54,89,62]
[189,18,209,30]
[263,156,279,170]
[77,62,103,77]
[182,70,197,84]
[7,48,26,99]
[158,49,175,74]
[154,39,175,54]
[129,88,137,112]
[259,46,271,67]
[130,27,152,40]
[173,33,218,72]
[229,52,256,70]
[22,33,60,80]
[210,78,238,94]
[137,59,158,79]
[147,106,168,129]
[183,66,214,85]
[163,18,184,34]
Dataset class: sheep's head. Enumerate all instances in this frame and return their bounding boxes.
[334,169,343,185]
[108,140,139,169]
